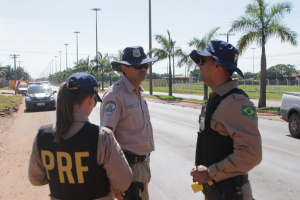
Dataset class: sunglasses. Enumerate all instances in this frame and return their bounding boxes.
[128,63,149,70]
[198,57,215,66]
[94,95,97,107]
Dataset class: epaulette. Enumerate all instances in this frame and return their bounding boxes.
[232,93,247,101]
[111,82,121,93]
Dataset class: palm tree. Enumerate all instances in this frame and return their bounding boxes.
[110,49,123,77]
[150,30,175,96]
[91,52,111,90]
[229,0,297,107]
[73,56,91,73]
[188,26,220,100]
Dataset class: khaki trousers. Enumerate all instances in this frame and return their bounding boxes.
[129,160,150,200]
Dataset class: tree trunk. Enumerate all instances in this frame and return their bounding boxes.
[101,74,104,91]
[169,55,172,96]
[172,53,175,84]
[258,43,267,108]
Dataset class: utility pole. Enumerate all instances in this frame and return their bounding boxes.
[220,32,235,43]
[10,54,19,83]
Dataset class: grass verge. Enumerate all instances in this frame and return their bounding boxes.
[0,95,22,109]
[144,94,280,113]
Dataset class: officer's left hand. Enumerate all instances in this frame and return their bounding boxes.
[190,165,212,184]
[113,190,125,200]
[148,168,151,183]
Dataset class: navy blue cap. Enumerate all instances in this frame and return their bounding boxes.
[66,72,101,102]
[190,40,244,78]
[111,46,158,72]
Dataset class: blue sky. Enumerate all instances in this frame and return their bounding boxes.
[1,0,299,79]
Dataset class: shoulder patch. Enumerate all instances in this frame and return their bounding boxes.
[105,101,116,116]
[114,139,125,159]
[241,105,256,118]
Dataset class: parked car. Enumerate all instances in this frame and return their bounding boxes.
[15,80,29,95]
[280,92,300,138]
[25,84,57,111]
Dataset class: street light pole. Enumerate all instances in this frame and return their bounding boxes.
[91,8,101,72]
[55,56,57,73]
[251,47,256,91]
[64,44,69,70]
[149,0,153,95]
[74,31,80,66]
[58,51,62,71]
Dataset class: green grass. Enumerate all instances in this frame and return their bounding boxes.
[0,95,22,109]
[143,86,284,100]
[0,87,14,91]
[257,107,281,113]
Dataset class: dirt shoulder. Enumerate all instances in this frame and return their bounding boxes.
[0,96,55,199]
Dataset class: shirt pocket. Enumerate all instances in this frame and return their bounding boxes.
[126,103,143,130]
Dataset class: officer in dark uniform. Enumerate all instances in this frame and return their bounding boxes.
[189,40,262,200]
[29,72,132,200]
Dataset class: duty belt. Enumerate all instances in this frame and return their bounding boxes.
[124,151,150,165]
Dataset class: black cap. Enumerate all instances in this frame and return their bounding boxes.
[66,72,101,102]
[190,40,244,78]
[111,46,158,72]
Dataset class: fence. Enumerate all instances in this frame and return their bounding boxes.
[102,79,300,93]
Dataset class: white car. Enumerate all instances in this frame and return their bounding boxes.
[280,92,300,138]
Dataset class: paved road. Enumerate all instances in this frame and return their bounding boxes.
[89,96,298,200]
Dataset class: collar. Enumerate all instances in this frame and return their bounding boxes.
[209,80,238,99]
[121,75,144,93]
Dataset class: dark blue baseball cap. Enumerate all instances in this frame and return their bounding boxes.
[190,40,244,78]
[66,72,102,102]
[111,46,158,72]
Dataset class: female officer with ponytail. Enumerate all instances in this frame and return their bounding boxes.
[29,72,132,200]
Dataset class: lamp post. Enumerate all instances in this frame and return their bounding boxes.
[251,47,256,91]
[64,44,69,69]
[74,31,80,66]
[91,8,101,71]
[52,60,54,75]
[149,0,153,95]
[55,56,57,73]
[58,51,62,71]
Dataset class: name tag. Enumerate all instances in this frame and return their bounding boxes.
[126,103,139,109]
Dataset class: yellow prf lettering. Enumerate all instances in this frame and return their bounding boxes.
[41,150,55,180]
[57,152,75,184]
[75,152,89,183]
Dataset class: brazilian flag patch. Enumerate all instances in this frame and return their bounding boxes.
[242,105,256,118]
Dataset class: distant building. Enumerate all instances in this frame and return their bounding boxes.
[162,75,196,82]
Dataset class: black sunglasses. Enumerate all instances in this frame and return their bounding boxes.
[198,57,215,65]
[128,63,149,70]
[94,95,97,107]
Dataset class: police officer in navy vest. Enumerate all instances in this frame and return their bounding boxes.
[29,72,132,200]
[189,40,262,200]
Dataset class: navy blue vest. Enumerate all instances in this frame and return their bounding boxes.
[37,122,110,200]
[195,88,249,167]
